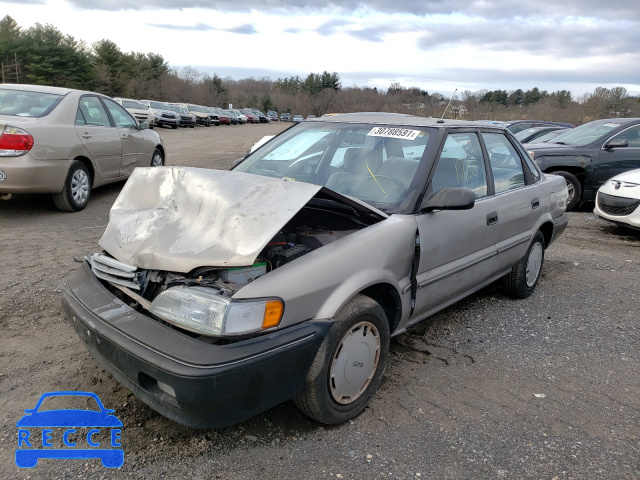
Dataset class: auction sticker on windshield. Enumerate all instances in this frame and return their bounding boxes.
[15,391,124,469]
[367,126,421,140]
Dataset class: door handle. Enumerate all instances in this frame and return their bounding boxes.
[531,197,540,209]
[81,133,91,139]
[486,211,498,226]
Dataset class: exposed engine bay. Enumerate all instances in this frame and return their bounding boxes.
[91,195,380,317]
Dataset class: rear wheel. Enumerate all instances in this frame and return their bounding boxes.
[503,231,545,298]
[552,171,581,211]
[294,294,390,425]
[52,160,91,212]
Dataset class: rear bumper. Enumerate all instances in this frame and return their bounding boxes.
[549,213,569,247]
[0,155,71,193]
[61,263,331,429]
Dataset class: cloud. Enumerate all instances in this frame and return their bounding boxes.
[65,0,640,22]
[148,22,258,34]
[415,20,640,59]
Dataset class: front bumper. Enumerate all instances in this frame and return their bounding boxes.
[594,192,640,229]
[61,262,331,429]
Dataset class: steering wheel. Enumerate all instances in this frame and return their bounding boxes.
[363,175,407,196]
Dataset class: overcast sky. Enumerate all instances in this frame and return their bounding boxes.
[3,0,639,97]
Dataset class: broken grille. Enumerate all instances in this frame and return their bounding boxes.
[89,253,141,290]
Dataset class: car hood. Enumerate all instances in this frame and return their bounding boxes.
[607,168,640,184]
[99,167,382,272]
[527,142,591,155]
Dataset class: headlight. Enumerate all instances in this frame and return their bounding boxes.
[149,287,283,337]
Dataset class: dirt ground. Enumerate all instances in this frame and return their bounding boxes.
[1,121,639,479]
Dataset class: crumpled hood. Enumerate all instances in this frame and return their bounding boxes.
[99,167,322,272]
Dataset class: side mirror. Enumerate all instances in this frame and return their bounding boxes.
[139,121,149,130]
[420,187,476,213]
[604,138,628,149]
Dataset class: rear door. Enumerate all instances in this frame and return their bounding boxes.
[101,97,150,176]
[481,131,542,271]
[75,95,122,180]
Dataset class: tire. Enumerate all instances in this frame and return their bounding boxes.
[502,231,545,298]
[150,148,164,167]
[52,160,91,212]
[294,294,390,425]
[171,123,178,129]
[552,171,581,211]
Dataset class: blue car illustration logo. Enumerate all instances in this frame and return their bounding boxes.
[16,391,123,468]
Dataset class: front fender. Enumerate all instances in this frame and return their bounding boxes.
[535,154,593,172]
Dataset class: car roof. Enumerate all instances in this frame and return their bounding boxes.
[1,83,95,96]
[309,112,507,129]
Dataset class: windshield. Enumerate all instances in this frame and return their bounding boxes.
[149,101,171,110]
[548,121,625,146]
[233,122,433,210]
[122,99,147,109]
[534,129,567,143]
[0,88,62,117]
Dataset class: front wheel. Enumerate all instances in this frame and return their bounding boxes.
[502,231,545,298]
[52,160,91,212]
[150,148,164,167]
[294,294,390,425]
[552,171,581,211]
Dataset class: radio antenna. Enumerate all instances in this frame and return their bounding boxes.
[440,88,458,119]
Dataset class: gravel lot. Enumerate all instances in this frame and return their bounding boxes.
[1,122,639,479]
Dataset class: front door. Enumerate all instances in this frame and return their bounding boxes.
[595,125,640,187]
[412,132,498,319]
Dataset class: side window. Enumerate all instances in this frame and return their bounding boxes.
[431,132,488,199]
[611,125,640,147]
[77,96,110,127]
[103,98,137,128]
[482,133,525,194]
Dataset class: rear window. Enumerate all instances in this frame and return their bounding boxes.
[0,88,62,117]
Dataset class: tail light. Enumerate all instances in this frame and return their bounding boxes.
[0,126,34,156]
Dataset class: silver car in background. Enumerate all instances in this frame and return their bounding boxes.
[62,114,568,427]
[0,84,165,211]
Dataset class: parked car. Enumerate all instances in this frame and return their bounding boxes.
[292,115,304,123]
[255,111,270,123]
[527,118,640,210]
[477,120,574,135]
[202,107,220,126]
[63,115,568,428]
[594,169,640,230]
[112,97,154,129]
[0,84,165,211]
[177,104,211,127]
[267,110,278,121]
[526,128,570,144]
[280,112,291,122]
[139,100,180,129]
[212,107,231,125]
[223,109,241,125]
[514,126,570,144]
[167,104,196,128]
[232,110,247,124]
[307,115,316,119]
[240,109,259,124]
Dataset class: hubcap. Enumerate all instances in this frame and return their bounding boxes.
[565,179,575,203]
[71,169,89,205]
[330,321,381,404]
[151,152,163,166]
[526,242,543,287]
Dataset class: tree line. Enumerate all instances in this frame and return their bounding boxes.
[1,15,638,124]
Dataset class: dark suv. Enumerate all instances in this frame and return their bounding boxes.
[527,118,640,210]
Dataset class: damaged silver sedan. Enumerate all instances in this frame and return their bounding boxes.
[62,114,569,428]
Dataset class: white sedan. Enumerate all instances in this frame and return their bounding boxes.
[594,169,640,230]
